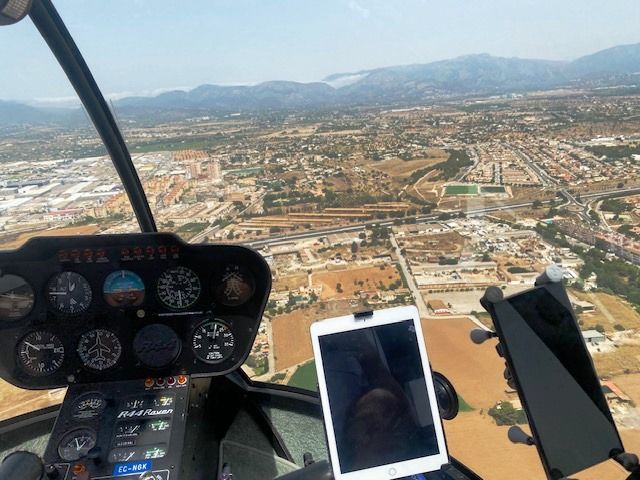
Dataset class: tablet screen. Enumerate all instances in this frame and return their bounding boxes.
[318,319,439,473]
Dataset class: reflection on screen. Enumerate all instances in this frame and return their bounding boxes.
[499,289,623,478]
[318,320,439,473]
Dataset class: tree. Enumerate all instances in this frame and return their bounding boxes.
[595,324,605,334]
[488,402,527,426]
[532,199,543,209]
[336,283,343,293]
[351,241,359,254]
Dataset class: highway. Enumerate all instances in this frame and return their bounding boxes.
[389,232,429,318]
[246,186,640,249]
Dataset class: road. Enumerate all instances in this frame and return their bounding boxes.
[389,232,429,318]
[247,200,551,248]
[245,186,640,249]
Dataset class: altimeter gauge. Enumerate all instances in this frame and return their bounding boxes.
[47,271,92,314]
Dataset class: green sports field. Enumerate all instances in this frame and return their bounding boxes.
[445,184,478,195]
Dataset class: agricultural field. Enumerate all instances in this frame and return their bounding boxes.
[572,290,640,332]
[0,224,101,250]
[311,264,402,301]
[272,299,359,371]
[272,273,309,293]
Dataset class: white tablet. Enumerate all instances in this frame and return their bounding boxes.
[311,306,448,480]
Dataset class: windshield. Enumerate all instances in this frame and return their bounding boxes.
[2,1,640,478]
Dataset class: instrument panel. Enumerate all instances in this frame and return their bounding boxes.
[0,233,271,389]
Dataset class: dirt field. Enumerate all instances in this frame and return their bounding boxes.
[311,265,402,301]
[446,412,630,480]
[0,224,101,250]
[422,318,508,408]
[572,290,640,331]
[272,273,309,293]
[364,152,446,179]
[0,379,65,421]
[401,231,466,256]
[272,300,359,371]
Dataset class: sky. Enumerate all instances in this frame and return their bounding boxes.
[1,0,639,104]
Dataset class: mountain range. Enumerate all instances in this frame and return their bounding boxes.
[2,43,640,125]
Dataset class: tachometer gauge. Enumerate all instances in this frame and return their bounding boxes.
[157,266,200,310]
[191,320,235,364]
[17,331,64,376]
[0,274,35,320]
[71,392,107,420]
[47,271,92,314]
[213,264,255,307]
[58,428,97,461]
[103,270,145,307]
[77,329,122,371]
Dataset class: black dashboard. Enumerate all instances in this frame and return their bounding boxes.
[0,233,271,389]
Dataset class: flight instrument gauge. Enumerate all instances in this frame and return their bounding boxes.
[57,428,97,461]
[77,329,122,371]
[191,320,235,364]
[213,264,255,307]
[71,392,107,420]
[157,266,200,310]
[103,270,145,307]
[17,331,64,376]
[47,271,92,314]
[0,274,35,320]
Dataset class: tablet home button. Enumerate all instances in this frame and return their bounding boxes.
[388,467,397,476]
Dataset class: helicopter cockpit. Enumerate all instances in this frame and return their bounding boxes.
[2,1,640,480]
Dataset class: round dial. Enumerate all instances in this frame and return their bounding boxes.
[103,270,145,307]
[58,428,97,461]
[77,329,122,371]
[191,320,235,364]
[213,264,255,307]
[47,272,92,314]
[0,274,35,320]
[17,331,64,376]
[157,266,200,310]
[71,392,107,420]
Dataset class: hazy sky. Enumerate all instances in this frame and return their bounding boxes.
[1,0,639,103]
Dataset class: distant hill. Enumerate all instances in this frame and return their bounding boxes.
[566,43,640,77]
[0,100,83,126]
[2,43,640,125]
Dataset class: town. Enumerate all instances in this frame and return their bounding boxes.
[1,88,640,479]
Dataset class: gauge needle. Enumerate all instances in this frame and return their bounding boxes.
[49,292,68,296]
[69,281,76,292]
[24,342,41,351]
[213,324,218,338]
[178,290,182,305]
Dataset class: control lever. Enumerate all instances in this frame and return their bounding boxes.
[507,426,536,446]
[0,451,44,480]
